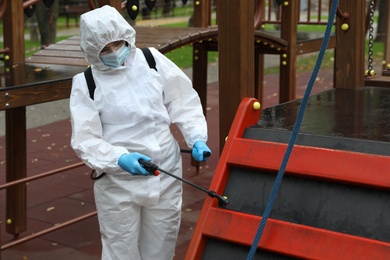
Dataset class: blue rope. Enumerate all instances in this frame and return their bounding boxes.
[246,0,339,259]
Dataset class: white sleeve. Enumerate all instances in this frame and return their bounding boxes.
[151,48,208,147]
[69,73,128,174]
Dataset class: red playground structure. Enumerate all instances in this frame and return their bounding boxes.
[186,96,390,259]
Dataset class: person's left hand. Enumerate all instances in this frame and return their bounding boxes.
[192,141,212,162]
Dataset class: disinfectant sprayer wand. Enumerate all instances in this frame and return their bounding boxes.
[139,159,230,206]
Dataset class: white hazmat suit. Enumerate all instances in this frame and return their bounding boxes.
[70,5,208,260]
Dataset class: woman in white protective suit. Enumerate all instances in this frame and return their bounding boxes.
[69,5,211,260]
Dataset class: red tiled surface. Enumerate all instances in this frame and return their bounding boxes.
[0,70,333,259]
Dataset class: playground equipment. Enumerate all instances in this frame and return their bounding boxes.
[186,96,390,259]
[186,0,390,258]
[1,0,390,258]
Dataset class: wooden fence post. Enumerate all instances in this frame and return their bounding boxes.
[4,0,27,236]
[218,0,255,152]
[335,0,366,88]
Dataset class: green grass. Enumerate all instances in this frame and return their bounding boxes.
[287,44,381,73]
[161,18,218,68]
[165,47,218,69]
[262,23,336,33]
[264,40,384,75]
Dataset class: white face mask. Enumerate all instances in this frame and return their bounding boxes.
[100,44,130,68]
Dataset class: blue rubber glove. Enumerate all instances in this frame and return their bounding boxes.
[192,141,212,162]
[118,153,152,175]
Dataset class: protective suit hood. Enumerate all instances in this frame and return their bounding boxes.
[80,5,136,70]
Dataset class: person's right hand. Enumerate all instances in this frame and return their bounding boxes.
[118,153,152,175]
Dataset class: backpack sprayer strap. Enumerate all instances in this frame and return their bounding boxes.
[84,48,157,180]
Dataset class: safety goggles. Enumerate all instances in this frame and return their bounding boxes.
[100,40,126,55]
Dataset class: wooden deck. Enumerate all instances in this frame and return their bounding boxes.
[25,26,290,68]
